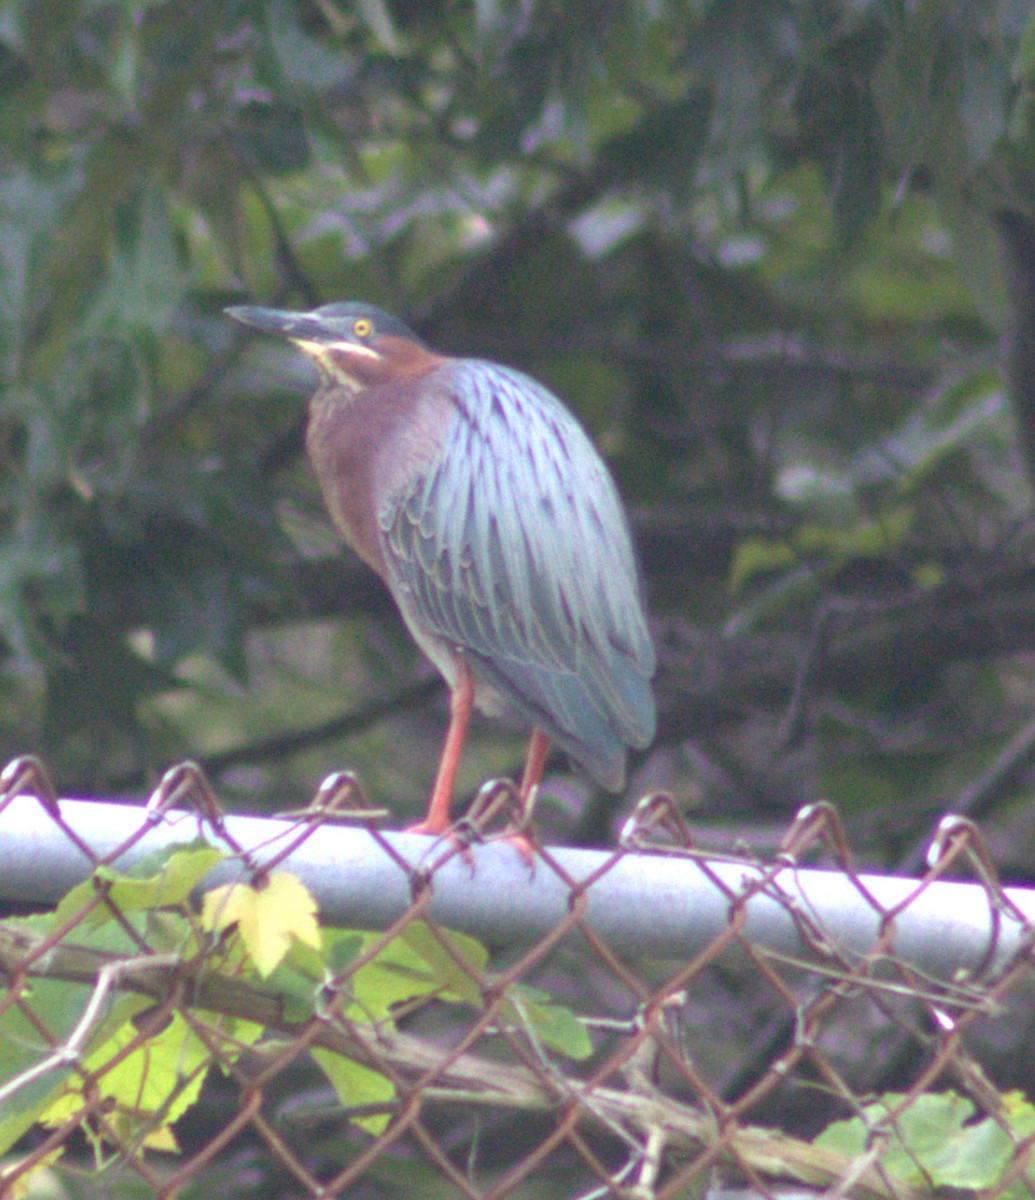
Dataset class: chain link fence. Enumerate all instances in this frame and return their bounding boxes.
[2,753,1035,1199]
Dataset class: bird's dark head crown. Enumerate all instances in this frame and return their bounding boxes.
[302,302,425,349]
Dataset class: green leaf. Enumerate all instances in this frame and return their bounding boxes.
[324,930,365,976]
[503,985,592,1060]
[126,840,227,897]
[0,914,166,1155]
[51,843,226,933]
[728,507,913,594]
[39,1012,205,1149]
[0,509,84,664]
[0,981,148,1156]
[0,167,74,372]
[347,933,462,1019]
[38,1004,262,1152]
[356,0,401,54]
[728,536,797,594]
[396,922,488,1007]
[88,183,186,336]
[815,1091,1035,1190]
[311,1047,395,1135]
[261,0,355,92]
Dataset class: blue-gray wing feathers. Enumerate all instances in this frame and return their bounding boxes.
[380,360,655,788]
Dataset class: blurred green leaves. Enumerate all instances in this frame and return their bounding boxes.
[0,0,1031,849]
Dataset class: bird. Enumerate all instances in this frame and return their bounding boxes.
[226,301,656,840]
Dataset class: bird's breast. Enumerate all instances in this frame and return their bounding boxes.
[304,374,456,578]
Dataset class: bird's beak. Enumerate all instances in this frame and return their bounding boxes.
[225,305,319,341]
[226,304,381,388]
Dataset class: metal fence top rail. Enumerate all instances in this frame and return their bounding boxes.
[0,795,1031,978]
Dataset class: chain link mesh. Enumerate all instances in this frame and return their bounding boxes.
[2,755,1034,1199]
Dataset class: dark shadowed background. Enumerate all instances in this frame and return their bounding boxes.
[4,0,1035,876]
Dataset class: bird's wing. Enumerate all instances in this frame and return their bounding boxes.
[378,361,655,784]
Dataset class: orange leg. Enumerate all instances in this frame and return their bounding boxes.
[504,727,551,866]
[519,727,551,816]
[407,659,474,837]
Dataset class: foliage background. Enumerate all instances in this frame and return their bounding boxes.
[4,0,1035,871]
[8,0,1035,1194]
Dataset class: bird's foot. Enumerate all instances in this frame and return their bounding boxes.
[403,778,539,872]
[401,820,536,872]
[402,817,448,839]
[402,818,477,871]
[500,830,537,871]
[465,778,538,872]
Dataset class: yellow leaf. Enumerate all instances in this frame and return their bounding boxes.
[202,874,321,977]
[40,1012,208,1141]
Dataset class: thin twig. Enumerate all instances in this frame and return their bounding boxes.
[0,922,925,1200]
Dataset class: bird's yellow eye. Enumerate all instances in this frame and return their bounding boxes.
[352,317,374,340]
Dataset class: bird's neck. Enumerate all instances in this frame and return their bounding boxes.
[315,337,447,391]
[304,369,454,576]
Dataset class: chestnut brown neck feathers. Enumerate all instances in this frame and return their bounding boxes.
[302,335,446,392]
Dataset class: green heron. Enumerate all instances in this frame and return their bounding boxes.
[226,302,655,838]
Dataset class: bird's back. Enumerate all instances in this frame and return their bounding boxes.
[378,358,655,789]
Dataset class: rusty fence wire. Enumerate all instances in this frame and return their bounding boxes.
[2,754,1035,1200]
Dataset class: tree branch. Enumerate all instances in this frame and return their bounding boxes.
[0,921,921,1200]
